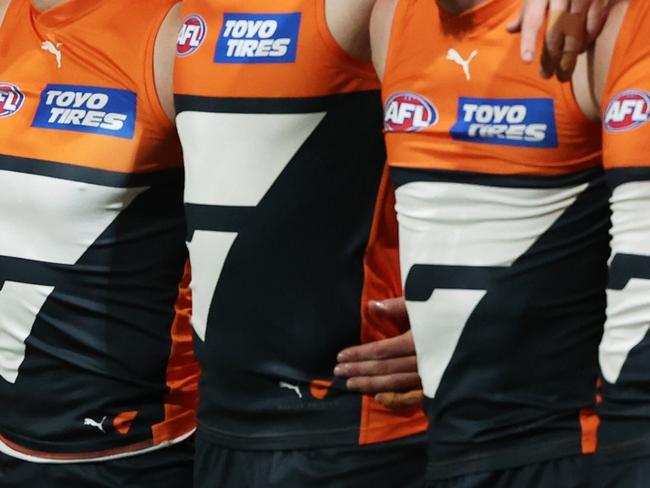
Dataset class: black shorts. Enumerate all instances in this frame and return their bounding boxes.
[426,455,593,488]
[194,432,427,488]
[0,437,194,488]
[592,453,650,488]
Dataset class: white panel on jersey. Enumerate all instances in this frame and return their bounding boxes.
[409,289,486,397]
[0,283,52,383]
[177,110,325,342]
[0,170,147,383]
[0,170,146,263]
[187,231,238,341]
[177,111,325,207]
[395,180,587,398]
[600,181,650,383]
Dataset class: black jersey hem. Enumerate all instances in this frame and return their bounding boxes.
[0,424,194,460]
[425,437,581,481]
[596,435,650,463]
[391,166,604,190]
[195,422,424,451]
[196,422,359,450]
[174,90,380,115]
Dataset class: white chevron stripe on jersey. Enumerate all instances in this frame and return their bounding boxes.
[187,231,237,342]
[177,112,325,341]
[395,180,588,398]
[0,170,146,383]
[600,181,650,383]
[178,112,325,207]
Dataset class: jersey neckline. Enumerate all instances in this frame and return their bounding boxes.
[435,0,519,36]
[28,0,104,29]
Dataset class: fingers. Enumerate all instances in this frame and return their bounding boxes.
[519,0,550,63]
[337,330,415,363]
[585,0,610,46]
[557,0,589,81]
[542,0,570,78]
[545,0,592,81]
[506,8,523,34]
[376,390,424,410]
[334,355,417,379]
[345,372,421,394]
[367,297,409,328]
[516,0,605,80]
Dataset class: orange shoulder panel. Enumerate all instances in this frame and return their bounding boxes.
[175,0,379,99]
[382,0,601,176]
[0,0,181,173]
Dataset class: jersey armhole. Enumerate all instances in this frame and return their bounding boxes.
[313,0,379,82]
[143,2,178,132]
[560,73,601,129]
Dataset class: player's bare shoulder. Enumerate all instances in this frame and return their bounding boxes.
[325,0,375,61]
[369,0,399,80]
[154,1,182,122]
[0,0,11,27]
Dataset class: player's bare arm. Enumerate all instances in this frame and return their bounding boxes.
[591,0,629,106]
[370,0,399,80]
[154,2,182,123]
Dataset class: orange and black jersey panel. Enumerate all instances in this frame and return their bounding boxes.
[0,0,198,461]
[175,0,426,450]
[382,0,607,480]
[597,0,650,463]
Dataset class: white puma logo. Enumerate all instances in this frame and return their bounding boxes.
[41,41,63,69]
[83,416,107,434]
[446,48,478,81]
[279,381,303,399]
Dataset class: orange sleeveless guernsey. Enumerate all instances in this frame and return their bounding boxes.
[0,0,198,462]
[382,0,607,480]
[175,0,427,449]
[598,0,650,463]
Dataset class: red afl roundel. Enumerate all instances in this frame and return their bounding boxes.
[0,83,25,118]
[604,90,650,132]
[384,92,438,132]
[176,15,207,57]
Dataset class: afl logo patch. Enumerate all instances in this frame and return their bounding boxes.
[604,90,650,132]
[384,93,438,132]
[177,15,207,57]
[0,83,25,118]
